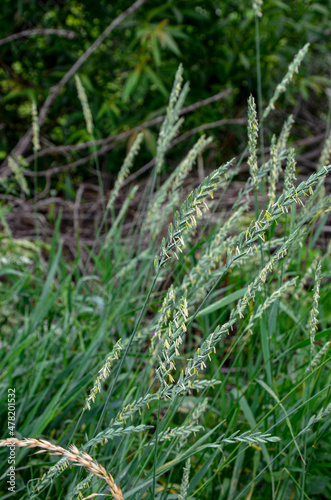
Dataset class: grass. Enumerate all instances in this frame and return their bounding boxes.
[0,43,331,500]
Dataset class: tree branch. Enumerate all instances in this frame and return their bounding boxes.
[21,117,246,178]
[0,29,76,47]
[23,88,233,164]
[1,0,148,172]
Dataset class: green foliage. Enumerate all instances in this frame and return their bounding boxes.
[1,55,331,498]
[1,0,330,182]
[1,2,331,499]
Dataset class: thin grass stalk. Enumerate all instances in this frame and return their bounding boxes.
[236,403,331,500]
[262,43,310,120]
[80,133,142,276]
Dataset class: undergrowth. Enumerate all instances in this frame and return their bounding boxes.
[1,39,331,500]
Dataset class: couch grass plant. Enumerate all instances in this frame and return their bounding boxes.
[1,45,331,500]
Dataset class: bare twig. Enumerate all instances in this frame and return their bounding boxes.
[23,89,233,164]
[180,88,232,114]
[0,29,76,47]
[171,118,247,145]
[124,158,155,185]
[1,0,148,172]
[20,117,246,179]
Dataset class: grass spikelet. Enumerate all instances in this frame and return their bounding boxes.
[151,285,176,345]
[0,438,124,500]
[189,398,208,426]
[307,341,330,372]
[268,135,279,205]
[263,43,310,119]
[156,63,189,173]
[178,459,191,500]
[294,256,319,300]
[252,0,263,17]
[157,294,189,385]
[267,118,294,203]
[276,114,294,154]
[247,95,259,186]
[318,131,331,170]
[68,473,93,500]
[177,398,208,449]
[107,132,143,210]
[284,148,297,191]
[113,395,159,426]
[158,423,203,442]
[306,260,322,355]
[75,74,94,135]
[179,378,221,394]
[85,339,123,411]
[8,156,30,195]
[307,403,331,427]
[245,277,298,333]
[31,101,40,152]
[147,135,212,231]
[219,430,280,445]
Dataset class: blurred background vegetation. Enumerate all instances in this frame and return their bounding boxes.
[1,0,330,191]
[1,4,331,498]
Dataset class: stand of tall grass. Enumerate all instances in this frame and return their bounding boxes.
[1,47,331,500]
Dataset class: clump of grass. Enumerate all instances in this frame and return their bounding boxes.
[75,75,94,135]
[1,44,331,500]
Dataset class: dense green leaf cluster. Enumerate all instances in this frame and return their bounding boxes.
[1,0,330,180]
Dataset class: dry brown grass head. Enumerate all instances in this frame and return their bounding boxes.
[0,438,123,500]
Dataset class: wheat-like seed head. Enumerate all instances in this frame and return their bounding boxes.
[247,94,259,186]
[156,63,189,174]
[252,0,263,17]
[155,159,233,272]
[75,74,94,135]
[178,458,191,500]
[0,438,123,500]
[8,156,30,195]
[263,43,310,119]
[147,135,212,232]
[218,430,280,445]
[268,134,279,205]
[284,148,297,192]
[31,101,40,152]
[85,339,123,411]
[318,131,331,170]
